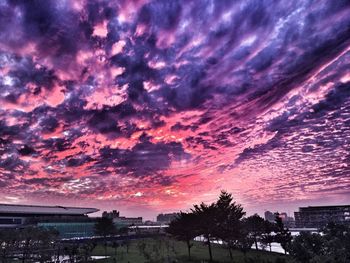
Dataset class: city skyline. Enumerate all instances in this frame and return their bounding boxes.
[0,0,350,220]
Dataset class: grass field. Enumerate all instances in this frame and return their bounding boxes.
[91,237,292,263]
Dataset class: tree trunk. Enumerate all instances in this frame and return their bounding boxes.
[228,247,233,259]
[104,241,108,258]
[56,245,60,263]
[22,240,29,263]
[207,235,213,262]
[269,243,271,252]
[254,237,258,250]
[186,240,191,259]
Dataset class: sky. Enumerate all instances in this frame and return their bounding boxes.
[0,0,350,220]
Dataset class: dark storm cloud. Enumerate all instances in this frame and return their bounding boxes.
[235,81,350,165]
[22,176,72,187]
[170,122,196,132]
[41,137,73,153]
[0,0,349,205]
[0,153,28,173]
[186,136,218,151]
[0,120,22,138]
[138,0,182,30]
[17,145,36,156]
[311,82,350,118]
[40,116,59,133]
[7,0,83,56]
[87,108,121,135]
[96,136,190,177]
[64,154,93,168]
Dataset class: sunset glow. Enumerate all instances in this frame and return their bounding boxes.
[0,0,349,219]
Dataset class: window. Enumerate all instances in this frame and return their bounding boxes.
[0,218,22,225]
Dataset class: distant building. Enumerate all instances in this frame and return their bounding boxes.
[295,205,350,228]
[144,220,158,225]
[102,210,120,219]
[264,210,295,228]
[156,213,178,224]
[103,210,143,226]
[264,211,275,222]
[113,216,143,226]
[129,225,168,235]
[0,203,99,238]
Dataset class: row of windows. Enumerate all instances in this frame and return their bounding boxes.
[0,218,22,225]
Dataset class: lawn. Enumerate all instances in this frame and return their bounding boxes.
[91,237,292,263]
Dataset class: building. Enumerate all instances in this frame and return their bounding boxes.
[264,210,295,228]
[128,225,168,235]
[295,205,350,228]
[102,210,143,226]
[0,203,99,238]
[156,213,178,224]
[264,211,276,223]
[113,216,143,226]
[102,210,120,219]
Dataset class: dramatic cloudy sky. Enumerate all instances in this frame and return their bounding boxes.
[0,0,350,219]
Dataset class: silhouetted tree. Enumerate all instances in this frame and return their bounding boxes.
[192,202,217,262]
[321,222,350,263]
[122,239,131,254]
[214,190,245,260]
[95,217,116,237]
[0,229,15,263]
[236,222,254,257]
[245,214,265,250]
[79,243,96,262]
[94,217,116,256]
[64,244,79,263]
[260,220,275,252]
[112,241,119,262]
[289,232,324,263]
[289,223,350,263]
[167,212,197,259]
[274,214,292,254]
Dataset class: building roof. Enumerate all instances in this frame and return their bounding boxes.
[0,204,99,215]
[298,205,350,211]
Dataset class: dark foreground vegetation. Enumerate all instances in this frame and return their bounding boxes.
[167,191,291,262]
[0,191,349,262]
[0,226,288,263]
[167,191,350,263]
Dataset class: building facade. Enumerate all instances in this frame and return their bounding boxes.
[156,213,178,224]
[264,210,295,228]
[113,216,143,226]
[0,204,99,238]
[295,205,350,228]
[102,210,120,219]
[264,211,276,223]
[102,210,143,226]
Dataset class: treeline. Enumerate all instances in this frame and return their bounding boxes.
[289,222,350,263]
[167,191,291,262]
[0,227,98,263]
[167,191,350,263]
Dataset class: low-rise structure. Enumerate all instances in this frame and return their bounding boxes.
[113,216,143,226]
[102,210,120,219]
[264,211,276,223]
[264,210,295,228]
[0,203,99,238]
[295,205,350,228]
[102,210,143,226]
[156,213,178,224]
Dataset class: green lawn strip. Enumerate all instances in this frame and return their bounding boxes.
[91,238,292,263]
